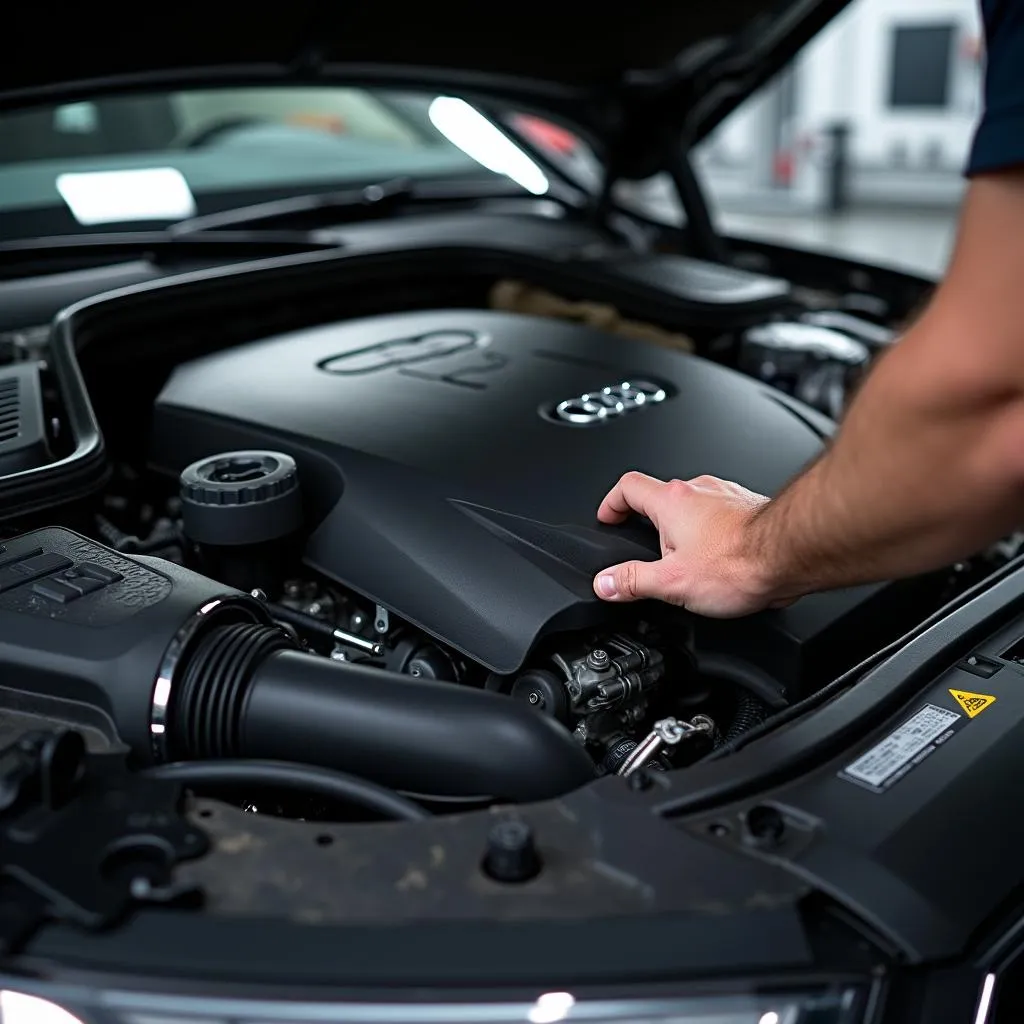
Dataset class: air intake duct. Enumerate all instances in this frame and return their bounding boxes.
[0,528,593,803]
[167,622,595,801]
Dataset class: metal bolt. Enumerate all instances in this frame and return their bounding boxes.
[331,628,383,657]
[250,588,267,602]
[528,691,541,705]
[587,649,610,670]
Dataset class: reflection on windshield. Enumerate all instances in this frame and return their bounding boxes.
[0,86,547,237]
[3,87,443,165]
[428,97,548,195]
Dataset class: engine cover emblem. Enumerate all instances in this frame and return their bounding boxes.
[551,380,667,426]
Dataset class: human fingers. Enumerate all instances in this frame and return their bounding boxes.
[596,471,668,525]
[593,557,671,602]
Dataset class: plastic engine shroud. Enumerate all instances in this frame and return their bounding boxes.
[151,308,883,679]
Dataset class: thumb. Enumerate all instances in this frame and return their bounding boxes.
[593,560,664,602]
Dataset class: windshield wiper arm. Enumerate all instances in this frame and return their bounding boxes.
[168,176,545,235]
[0,177,569,271]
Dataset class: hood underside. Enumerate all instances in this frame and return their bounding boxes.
[4,1,849,163]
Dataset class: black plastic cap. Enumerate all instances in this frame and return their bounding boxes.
[482,818,541,883]
[180,451,302,547]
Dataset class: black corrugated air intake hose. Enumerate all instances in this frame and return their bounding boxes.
[0,528,595,807]
[166,621,596,803]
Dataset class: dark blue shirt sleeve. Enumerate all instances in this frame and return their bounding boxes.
[967,0,1024,175]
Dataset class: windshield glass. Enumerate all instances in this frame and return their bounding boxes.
[0,87,531,240]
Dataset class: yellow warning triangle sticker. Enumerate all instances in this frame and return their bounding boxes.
[949,689,996,719]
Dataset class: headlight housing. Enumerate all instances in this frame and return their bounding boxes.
[0,984,871,1024]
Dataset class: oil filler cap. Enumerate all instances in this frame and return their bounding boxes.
[180,450,302,547]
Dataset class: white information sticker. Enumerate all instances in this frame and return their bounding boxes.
[56,167,196,225]
[840,703,961,793]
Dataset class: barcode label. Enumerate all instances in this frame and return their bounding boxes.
[840,703,961,793]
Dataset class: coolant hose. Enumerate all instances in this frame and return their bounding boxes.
[168,625,596,802]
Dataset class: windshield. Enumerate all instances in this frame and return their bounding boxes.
[0,87,523,241]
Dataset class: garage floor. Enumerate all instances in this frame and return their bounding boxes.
[719,207,957,279]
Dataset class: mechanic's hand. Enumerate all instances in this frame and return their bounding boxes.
[592,472,786,618]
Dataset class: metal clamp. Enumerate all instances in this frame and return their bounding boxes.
[151,595,266,762]
[616,716,712,777]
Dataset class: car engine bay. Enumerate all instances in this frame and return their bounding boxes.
[0,225,1014,825]
[0,211,1021,966]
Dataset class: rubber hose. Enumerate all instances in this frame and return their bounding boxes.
[694,652,787,709]
[169,628,596,802]
[143,759,429,822]
[724,692,770,745]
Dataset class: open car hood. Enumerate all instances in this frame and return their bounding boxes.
[3,0,851,177]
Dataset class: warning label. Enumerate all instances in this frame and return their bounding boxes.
[839,703,962,793]
[949,688,996,719]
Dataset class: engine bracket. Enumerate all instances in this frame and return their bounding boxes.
[0,729,208,953]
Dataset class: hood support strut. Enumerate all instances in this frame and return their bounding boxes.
[667,139,729,263]
[588,89,728,265]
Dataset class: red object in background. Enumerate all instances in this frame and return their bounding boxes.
[773,148,794,186]
[511,113,578,154]
[286,113,347,134]
[960,33,982,62]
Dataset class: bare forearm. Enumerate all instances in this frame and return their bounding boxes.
[745,175,1024,600]
[751,311,1024,599]
[591,174,1024,619]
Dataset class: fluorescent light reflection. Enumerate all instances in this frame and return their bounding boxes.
[57,167,196,225]
[428,96,549,195]
[974,973,997,1024]
[0,991,87,1024]
[527,990,576,1023]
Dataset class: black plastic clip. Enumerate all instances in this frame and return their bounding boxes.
[0,729,208,953]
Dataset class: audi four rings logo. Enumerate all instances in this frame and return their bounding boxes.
[552,380,668,426]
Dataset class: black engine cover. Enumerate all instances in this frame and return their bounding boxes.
[152,309,847,677]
